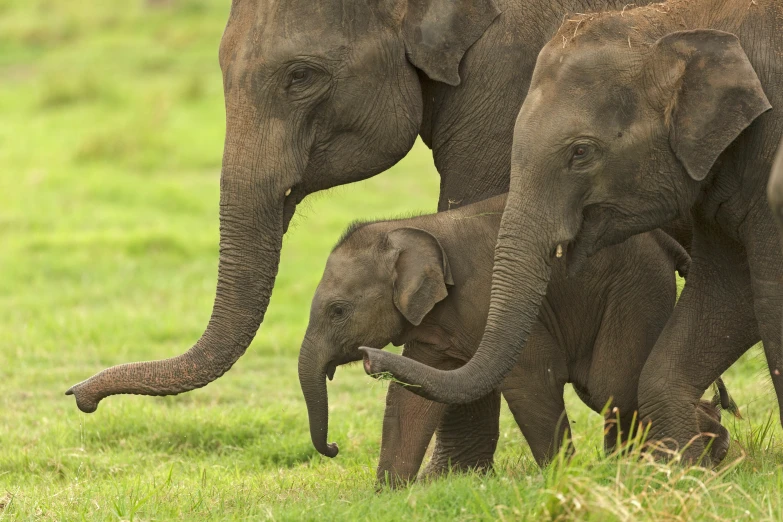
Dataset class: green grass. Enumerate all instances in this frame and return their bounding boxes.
[1,1,782,520]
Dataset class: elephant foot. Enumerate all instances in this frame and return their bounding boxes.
[696,400,730,465]
[375,470,416,491]
[642,401,730,467]
[420,453,494,481]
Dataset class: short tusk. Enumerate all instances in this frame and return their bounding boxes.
[285,188,292,196]
[555,244,563,258]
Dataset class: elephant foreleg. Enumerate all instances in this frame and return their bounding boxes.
[421,390,502,479]
[376,381,445,488]
[746,219,783,433]
[500,323,570,467]
[638,236,758,465]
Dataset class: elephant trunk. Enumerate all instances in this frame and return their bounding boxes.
[299,337,339,457]
[66,127,291,413]
[362,171,575,404]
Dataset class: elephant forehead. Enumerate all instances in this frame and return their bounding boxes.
[225,0,380,62]
[322,250,385,294]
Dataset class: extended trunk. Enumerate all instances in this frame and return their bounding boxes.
[362,174,575,404]
[298,338,339,457]
[67,137,287,412]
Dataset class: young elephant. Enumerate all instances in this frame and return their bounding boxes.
[361,0,783,465]
[299,195,732,483]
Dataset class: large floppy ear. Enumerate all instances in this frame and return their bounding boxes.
[402,0,500,86]
[387,227,454,326]
[653,30,771,181]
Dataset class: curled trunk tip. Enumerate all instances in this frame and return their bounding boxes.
[321,442,339,458]
[65,384,98,413]
[64,181,285,413]
[299,347,340,458]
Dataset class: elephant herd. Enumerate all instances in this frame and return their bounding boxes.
[66,0,783,487]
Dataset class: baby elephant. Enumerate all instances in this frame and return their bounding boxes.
[298,194,733,484]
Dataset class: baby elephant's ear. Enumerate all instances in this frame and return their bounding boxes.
[388,227,454,326]
[653,30,771,181]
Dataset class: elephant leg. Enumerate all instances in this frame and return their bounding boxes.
[602,402,726,459]
[376,381,445,488]
[500,323,570,467]
[588,263,675,456]
[746,220,783,432]
[695,399,731,464]
[751,289,783,432]
[638,241,758,465]
[603,411,643,455]
[421,390,501,479]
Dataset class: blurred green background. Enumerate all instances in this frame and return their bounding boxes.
[0,1,781,520]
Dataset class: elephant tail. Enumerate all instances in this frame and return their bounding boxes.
[712,377,743,419]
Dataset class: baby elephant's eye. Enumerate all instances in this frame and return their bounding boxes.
[574,146,587,157]
[329,303,349,322]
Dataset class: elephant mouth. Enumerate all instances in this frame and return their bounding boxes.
[282,185,304,233]
[552,240,589,276]
[556,208,613,276]
[325,351,364,381]
[551,221,585,272]
[326,361,337,381]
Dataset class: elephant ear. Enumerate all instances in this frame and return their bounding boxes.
[402,0,500,86]
[388,227,454,326]
[653,30,771,181]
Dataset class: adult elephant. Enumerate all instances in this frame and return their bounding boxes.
[66,0,661,471]
[363,0,783,464]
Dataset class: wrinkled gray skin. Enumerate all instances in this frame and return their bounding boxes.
[769,138,783,344]
[65,0,679,474]
[363,0,783,465]
[770,138,783,232]
[300,194,730,482]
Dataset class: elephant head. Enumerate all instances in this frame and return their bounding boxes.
[299,225,453,457]
[66,0,499,412]
[361,22,771,402]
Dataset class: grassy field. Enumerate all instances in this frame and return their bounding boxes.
[1,1,782,520]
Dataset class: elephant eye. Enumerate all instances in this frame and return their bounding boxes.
[329,303,350,322]
[569,142,598,169]
[572,144,591,159]
[288,67,314,87]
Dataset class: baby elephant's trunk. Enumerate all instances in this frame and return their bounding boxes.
[298,338,339,458]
